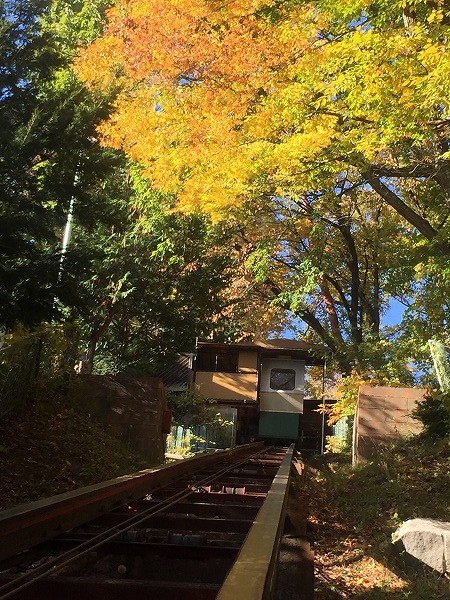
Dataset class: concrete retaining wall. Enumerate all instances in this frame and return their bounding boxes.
[69,375,166,464]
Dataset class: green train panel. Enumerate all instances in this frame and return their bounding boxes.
[258,411,299,440]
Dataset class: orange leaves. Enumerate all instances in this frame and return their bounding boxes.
[75,0,294,213]
[74,34,126,90]
[77,0,281,90]
[79,0,315,213]
[76,0,450,218]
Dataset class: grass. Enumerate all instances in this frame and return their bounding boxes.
[301,438,450,599]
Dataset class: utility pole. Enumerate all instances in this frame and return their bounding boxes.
[57,195,75,286]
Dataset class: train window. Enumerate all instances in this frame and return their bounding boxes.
[270,368,296,390]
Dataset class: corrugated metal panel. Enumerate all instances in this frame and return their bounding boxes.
[332,417,348,440]
[159,354,193,391]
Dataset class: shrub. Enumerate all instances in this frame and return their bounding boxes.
[412,390,450,439]
[166,385,215,427]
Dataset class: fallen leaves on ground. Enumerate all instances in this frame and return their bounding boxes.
[0,392,150,510]
[301,440,450,599]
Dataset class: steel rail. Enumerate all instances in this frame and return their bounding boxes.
[217,444,295,600]
[0,442,264,563]
[0,445,272,600]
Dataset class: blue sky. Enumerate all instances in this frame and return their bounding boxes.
[381,298,405,327]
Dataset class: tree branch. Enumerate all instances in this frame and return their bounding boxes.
[371,164,436,178]
[363,170,439,240]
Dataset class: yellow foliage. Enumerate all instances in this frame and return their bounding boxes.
[75,0,450,217]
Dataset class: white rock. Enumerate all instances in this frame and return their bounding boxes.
[393,518,450,573]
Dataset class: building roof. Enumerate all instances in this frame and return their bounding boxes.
[196,338,326,364]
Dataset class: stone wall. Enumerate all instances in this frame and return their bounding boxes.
[353,385,424,464]
[69,375,166,465]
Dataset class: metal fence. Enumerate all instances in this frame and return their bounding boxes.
[166,407,237,455]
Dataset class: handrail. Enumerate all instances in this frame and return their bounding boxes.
[217,444,295,600]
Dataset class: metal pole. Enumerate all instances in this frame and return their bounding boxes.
[321,360,327,454]
[57,196,75,285]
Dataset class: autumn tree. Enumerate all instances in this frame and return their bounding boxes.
[74,0,450,375]
[0,0,236,380]
[76,0,450,242]
[224,181,417,376]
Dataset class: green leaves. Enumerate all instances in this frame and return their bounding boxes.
[246,241,274,283]
[412,390,450,439]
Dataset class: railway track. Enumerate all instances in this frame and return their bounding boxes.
[0,443,295,600]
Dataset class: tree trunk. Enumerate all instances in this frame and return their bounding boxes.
[320,279,344,344]
[80,307,118,374]
[336,222,363,345]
